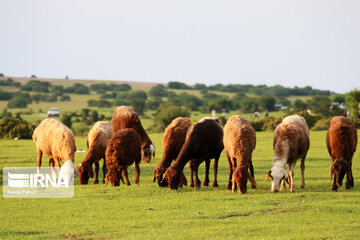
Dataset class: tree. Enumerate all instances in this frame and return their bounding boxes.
[127,90,148,101]
[240,97,259,113]
[87,99,98,107]
[345,89,360,122]
[90,110,99,123]
[97,100,112,108]
[149,84,168,97]
[194,83,207,90]
[168,81,191,89]
[65,83,90,94]
[292,99,307,112]
[131,99,146,115]
[332,94,345,104]
[153,106,190,132]
[81,108,90,121]
[60,95,71,101]
[307,95,332,116]
[257,96,276,111]
[61,113,72,128]
[7,97,28,108]
[20,80,51,93]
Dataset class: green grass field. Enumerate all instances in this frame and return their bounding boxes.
[1,130,360,239]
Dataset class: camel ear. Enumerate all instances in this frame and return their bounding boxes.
[248,172,257,187]
[264,170,272,182]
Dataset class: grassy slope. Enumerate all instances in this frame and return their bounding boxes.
[1,131,360,240]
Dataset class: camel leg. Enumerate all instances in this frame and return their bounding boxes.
[189,160,195,188]
[203,159,210,186]
[135,163,140,184]
[37,150,43,174]
[102,159,107,183]
[212,155,219,187]
[249,158,256,189]
[94,162,99,184]
[300,157,306,189]
[289,162,296,192]
[123,168,130,185]
[226,152,233,190]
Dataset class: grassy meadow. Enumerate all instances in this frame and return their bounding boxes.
[1,130,360,239]
[1,78,359,239]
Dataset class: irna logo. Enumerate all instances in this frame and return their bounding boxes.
[3,167,74,198]
[7,172,69,188]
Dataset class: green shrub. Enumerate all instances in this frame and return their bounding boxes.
[0,117,35,139]
[90,110,99,123]
[72,122,91,136]
[0,90,13,100]
[65,83,90,94]
[61,113,72,128]
[218,116,227,126]
[60,95,71,101]
[0,109,12,118]
[261,116,284,131]
[20,80,51,93]
[7,97,28,108]
[153,106,190,132]
[0,78,20,87]
[311,118,330,131]
[131,99,145,115]
[98,100,111,108]
[250,119,266,131]
[87,99,98,107]
[296,110,323,129]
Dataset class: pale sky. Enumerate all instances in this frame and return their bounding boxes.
[1,0,359,93]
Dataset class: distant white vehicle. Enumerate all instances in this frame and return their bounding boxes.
[47,108,60,117]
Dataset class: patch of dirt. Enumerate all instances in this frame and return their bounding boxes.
[60,234,79,239]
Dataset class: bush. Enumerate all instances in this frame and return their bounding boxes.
[65,83,90,94]
[168,81,191,89]
[0,91,13,100]
[110,83,132,92]
[20,80,51,93]
[218,116,227,126]
[149,84,169,97]
[153,106,190,132]
[61,113,72,128]
[131,99,145,115]
[261,116,284,131]
[311,118,330,131]
[98,100,112,108]
[60,95,71,101]
[87,99,98,107]
[7,97,28,108]
[0,109,12,118]
[249,119,266,131]
[0,78,20,87]
[0,117,35,139]
[90,110,99,123]
[296,110,323,129]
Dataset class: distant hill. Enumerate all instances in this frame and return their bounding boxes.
[0,76,160,88]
